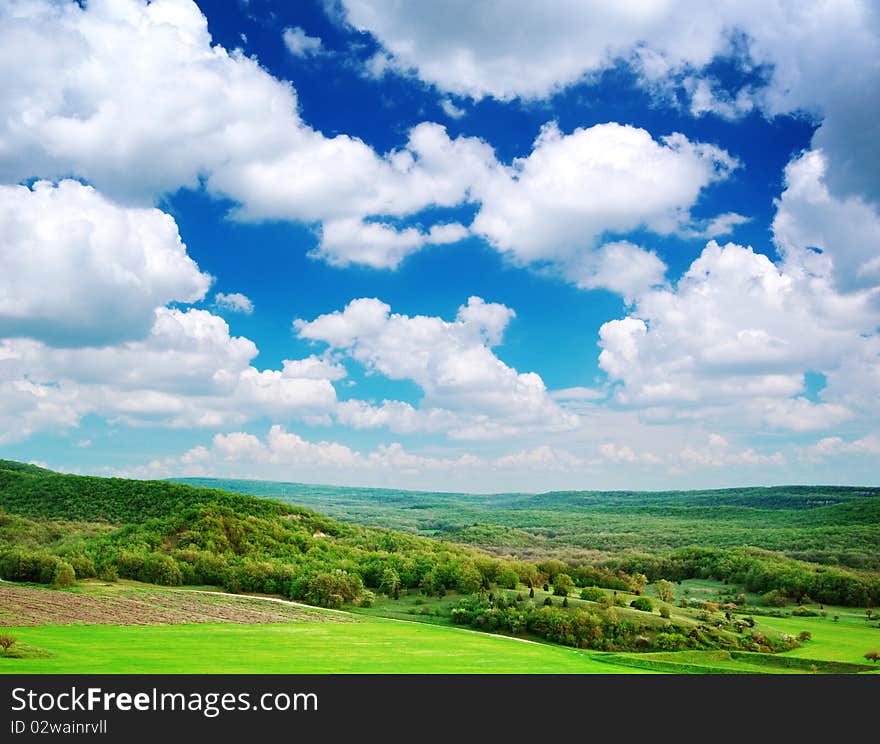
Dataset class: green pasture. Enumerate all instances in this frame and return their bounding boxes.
[0,619,650,674]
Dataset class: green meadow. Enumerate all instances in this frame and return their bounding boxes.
[0,618,649,674]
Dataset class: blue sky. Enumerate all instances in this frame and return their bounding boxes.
[1,0,879,491]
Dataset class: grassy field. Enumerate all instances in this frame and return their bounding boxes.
[0,620,653,674]
[759,612,880,665]
[2,581,877,674]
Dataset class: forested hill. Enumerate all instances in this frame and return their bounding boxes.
[0,464,291,523]
[2,460,880,610]
[173,476,880,570]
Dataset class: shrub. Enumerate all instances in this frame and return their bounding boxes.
[793,605,818,617]
[97,563,118,583]
[580,586,604,602]
[553,573,574,597]
[630,597,654,612]
[762,589,789,607]
[358,590,375,608]
[863,650,879,663]
[497,568,519,590]
[543,597,553,607]
[798,631,812,642]
[0,635,17,656]
[52,561,75,588]
[659,605,671,619]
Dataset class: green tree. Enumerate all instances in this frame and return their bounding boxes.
[656,579,676,603]
[52,561,75,588]
[553,573,575,597]
[497,568,519,590]
[456,562,483,594]
[379,567,402,599]
[580,586,604,602]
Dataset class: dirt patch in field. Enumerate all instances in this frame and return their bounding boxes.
[0,585,350,626]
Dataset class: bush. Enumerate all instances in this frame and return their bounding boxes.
[497,568,519,590]
[543,597,553,607]
[553,573,574,597]
[761,589,789,607]
[798,631,812,642]
[358,590,375,608]
[659,605,671,619]
[52,561,75,588]
[580,586,604,602]
[97,563,118,583]
[630,597,654,612]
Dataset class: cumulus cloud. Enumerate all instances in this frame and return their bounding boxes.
[313,217,469,269]
[282,26,323,57]
[773,150,880,293]
[0,180,211,346]
[339,1,880,211]
[803,434,880,461]
[338,0,731,101]
[473,123,735,260]
[122,425,592,486]
[214,292,254,314]
[0,308,341,440]
[295,296,578,438]
[679,434,786,468]
[599,442,661,466]
[0,2,737,281]
[568,241,667,303]
[0,0,497,270]
[597,239,879,430]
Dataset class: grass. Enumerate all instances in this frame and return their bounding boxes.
[0,619,653,674]
[758,612,880,666]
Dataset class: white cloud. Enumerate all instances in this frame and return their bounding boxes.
[679,211,751,240]
[470,122,736,276]
[0,0,497,270]
[0,180,211,346]
[338,0,731,101]
[313,217,469,269]
[803,434,880,461]
[550,386,605,402]
[680,434,786,468]
[214,292,254,314]
[597,239,879,430]
[568,241,667,303]
[495,445,583,469]
[0,308,341,439]
[295,296,578,438]
[339,1,880,210]
[121,426,593,486]
[440,99,466,119]
[282,26,322,57]
[0,3,738,280]
[773,150,880,293]
[599,442,661,466]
